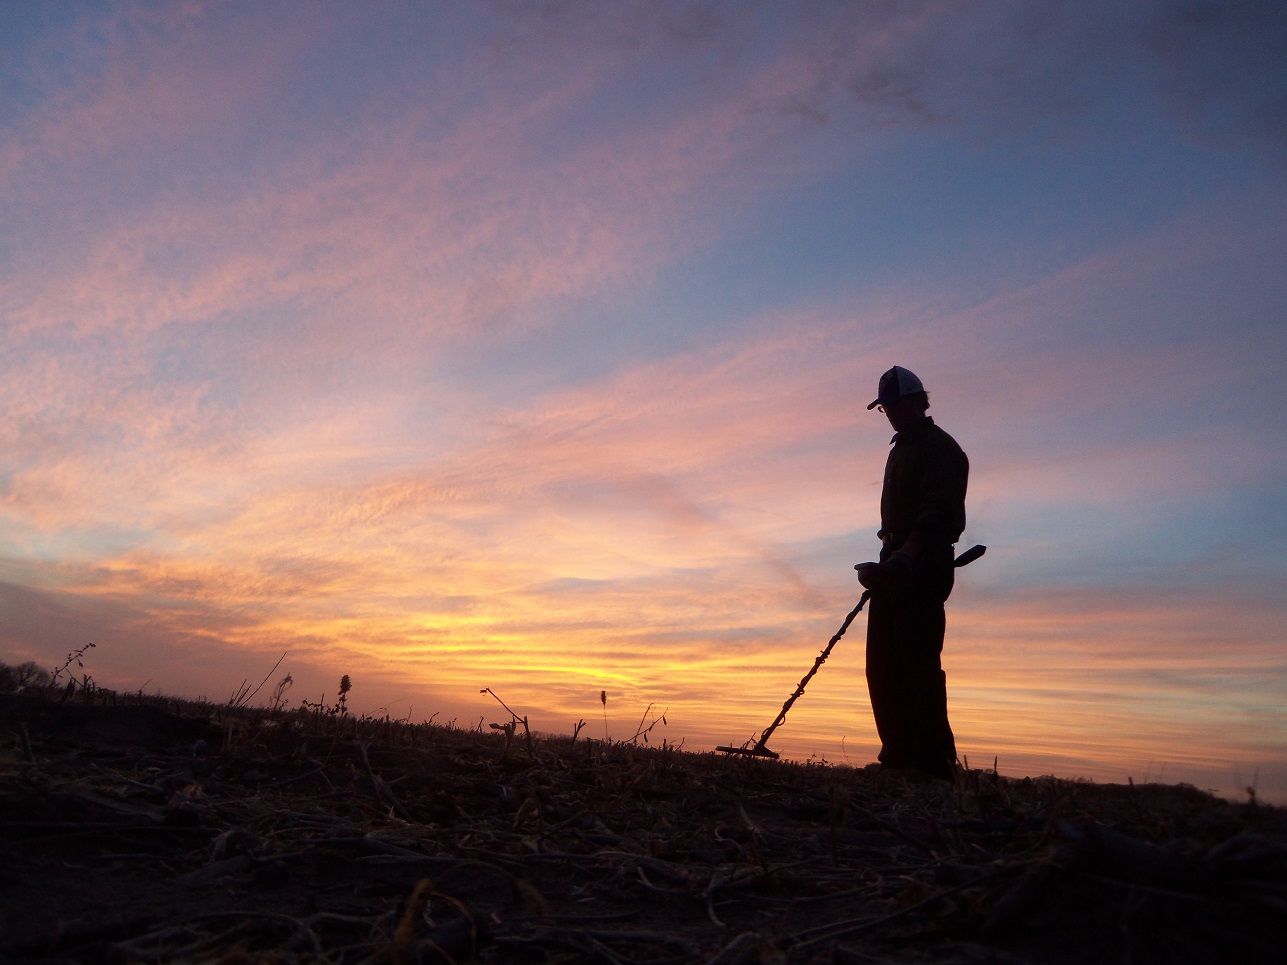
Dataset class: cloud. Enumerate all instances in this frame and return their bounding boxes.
[7,189,1283,635]
[3,3,876,347]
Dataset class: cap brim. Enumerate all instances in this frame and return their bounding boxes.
[866,399,881,410]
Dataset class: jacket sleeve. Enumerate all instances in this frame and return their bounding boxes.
[908,439,968,550]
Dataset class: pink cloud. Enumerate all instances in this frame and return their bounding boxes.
[7,0,1050,363]
[0,3,344,192]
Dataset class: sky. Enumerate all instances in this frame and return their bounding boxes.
[2,0,1285,802]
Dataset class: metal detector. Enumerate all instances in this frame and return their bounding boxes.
[716,544,986,759]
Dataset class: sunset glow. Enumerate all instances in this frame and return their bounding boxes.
[2,2,1284,801]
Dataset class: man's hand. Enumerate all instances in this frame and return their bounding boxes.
[855,552,914,590]
[854,562,881,589]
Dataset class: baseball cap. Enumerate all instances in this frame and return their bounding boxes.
[866,365,925,410]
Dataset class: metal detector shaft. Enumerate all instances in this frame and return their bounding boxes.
[718,543,986,759]
[715,591,870,759]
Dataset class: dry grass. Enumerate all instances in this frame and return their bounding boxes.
[1,681,1284,963]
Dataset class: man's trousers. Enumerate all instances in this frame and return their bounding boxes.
[865,562,957,777]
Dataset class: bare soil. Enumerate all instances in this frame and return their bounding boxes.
[1,689,1284,963]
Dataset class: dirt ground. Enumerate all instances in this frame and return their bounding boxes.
[2,689,1284,963]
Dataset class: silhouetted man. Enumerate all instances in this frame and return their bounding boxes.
[855,366,967,781]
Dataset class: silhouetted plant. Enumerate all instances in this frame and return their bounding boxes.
[50,643,97,700]
[227,651,288,709]
[267,674,293,713]
[337,674,352,717]
[300,674,354,731]
[480,687,533,756]
[626,702,668,745]
[50,642,96,686]
[2,661,51,691]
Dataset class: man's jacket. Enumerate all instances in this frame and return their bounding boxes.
[877,416,968,561]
